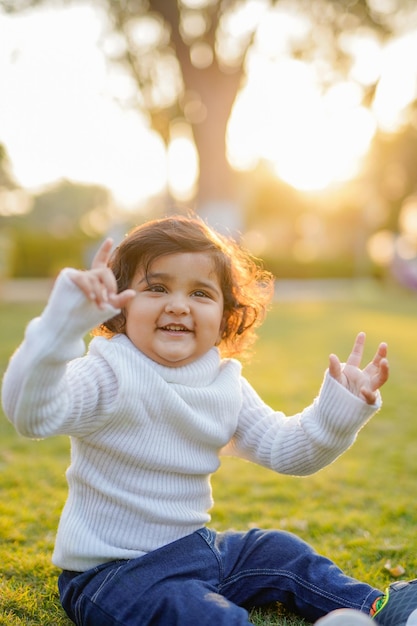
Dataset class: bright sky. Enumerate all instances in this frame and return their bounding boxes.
[1,2,417,210]
[0,4,167,209]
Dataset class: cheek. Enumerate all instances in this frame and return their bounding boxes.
[125,300,158,335]
[124,302,143,332]
[213,315,226,342]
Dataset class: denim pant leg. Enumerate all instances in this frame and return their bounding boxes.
[206,527,382,623]
[58,530,252,626]
[58,527,382,626]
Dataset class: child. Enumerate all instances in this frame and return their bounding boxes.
[2,215,416,626]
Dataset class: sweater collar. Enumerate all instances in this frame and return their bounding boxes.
[114,335,223,387]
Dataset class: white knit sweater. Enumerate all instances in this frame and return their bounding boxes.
[2,270,381,571]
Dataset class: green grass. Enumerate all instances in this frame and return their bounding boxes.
[1,281,417,624]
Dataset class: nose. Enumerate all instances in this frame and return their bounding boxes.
[164,293,190,315]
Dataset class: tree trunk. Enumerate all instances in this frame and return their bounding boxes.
[149,0,244,227]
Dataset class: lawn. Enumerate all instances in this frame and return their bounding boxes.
[0,280,416,625]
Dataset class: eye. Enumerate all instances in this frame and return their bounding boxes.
[147,284,166,293]
[192,290,210,299]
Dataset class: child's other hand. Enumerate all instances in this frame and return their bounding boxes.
[328,332,389,405]
[69,238,135,310]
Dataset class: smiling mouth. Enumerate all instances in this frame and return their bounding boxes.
[159,324,191,333]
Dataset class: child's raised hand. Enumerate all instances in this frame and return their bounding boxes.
[69,238,135,310]
[328,332,389,405]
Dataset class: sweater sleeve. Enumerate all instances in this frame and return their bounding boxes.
[1,269,121,439]
[223,372,381,476]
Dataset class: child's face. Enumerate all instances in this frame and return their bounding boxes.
[125,251,225,367]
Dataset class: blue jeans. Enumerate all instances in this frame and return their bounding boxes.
[58,528,381,625]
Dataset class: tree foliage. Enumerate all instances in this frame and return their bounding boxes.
[1,0,416,216]
[96,0,396,211]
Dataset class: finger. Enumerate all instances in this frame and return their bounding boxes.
[76,271,114,307]
[94,267,118,299]
[360,387,378,405]
[345,332,366,368]
[328,353,343,382]
[360,356,389,404]
[371,342,388,367]
[68,270,92,297]
[91,238,114,270]
[109,289,136,309]
[79,275,108,306]
[370,357,389,391]
[363,342,388,379]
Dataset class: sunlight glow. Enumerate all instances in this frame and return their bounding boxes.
[0,5,167,209]
[1,3,417,205]
[228,58,377,191]
[253,4,310,57]
[399,195,417,237]
[396,235,417,260]
[0,189,32,217]
[127,15,165,50]
[167,124,199,201]
[190,41,213,68]
[217,0,268,66]
[341,30,383,86]
[372,31,417,131]
[367,230,395,266]
[181,11,208,39]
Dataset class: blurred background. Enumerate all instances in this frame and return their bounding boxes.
[1,0,417,290]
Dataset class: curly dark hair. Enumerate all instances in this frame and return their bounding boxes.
[94,215,274,358]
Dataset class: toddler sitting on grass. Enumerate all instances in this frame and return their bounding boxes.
[2,215,416,625]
